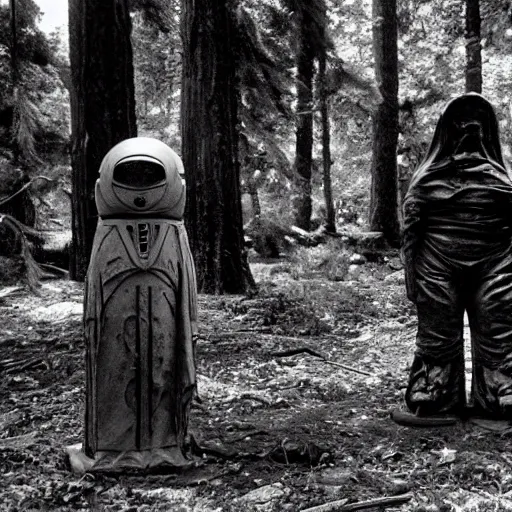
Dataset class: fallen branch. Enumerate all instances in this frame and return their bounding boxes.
[198,327,273,341]
[1,357,46,374]
[0,286,24,298]
[300,499,349,512]
[301,492,413,512]
[0,432,38,449]
[39,262,69,277]
[271,347,372,377]
[263,333,351,346]
[0,175,55,208]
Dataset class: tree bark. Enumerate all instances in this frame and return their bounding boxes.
[181,0,255,294]
[248,181,261,218]
[369,0,400,246]
[7,0,35,228]
[293,6,316,232]
[68,0,137,281]
[10,0,18,88]
[318,45,335,233]
[465,0,482,93]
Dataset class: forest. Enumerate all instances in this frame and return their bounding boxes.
[1,0,512,510]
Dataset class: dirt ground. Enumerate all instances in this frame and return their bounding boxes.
[1,254,512,512]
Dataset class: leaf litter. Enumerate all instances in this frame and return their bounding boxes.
[0,261,510,511]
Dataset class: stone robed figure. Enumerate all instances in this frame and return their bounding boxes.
[402,93,512,419]
[83,137,198,471]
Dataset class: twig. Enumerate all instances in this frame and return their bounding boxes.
[272,346,329,359]
[271,347,372,377]
[39,263,69,276]
[300,499,349,512]
[340,493,413,511]
[264,334,317,343]
[0,286,23,298]
[229,327,273,333]
[281,437,290,465]
[301,493,413,512]
[226,430,269,443]
[186,469,231,486]
[2,357,46,374]
[198,328,272,341]
[0,175,55,208]
[0,432,38,449]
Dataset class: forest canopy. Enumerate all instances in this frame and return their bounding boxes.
[0,0,511,289]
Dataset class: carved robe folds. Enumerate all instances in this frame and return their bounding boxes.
[83,138,197,471]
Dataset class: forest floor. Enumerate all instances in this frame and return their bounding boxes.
[1,245,512,512]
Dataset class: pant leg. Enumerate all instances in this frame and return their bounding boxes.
[405,247,466,416]
[468,250,512,418]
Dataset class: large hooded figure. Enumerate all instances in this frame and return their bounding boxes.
[402,93,512,419]
[83,137,198,471]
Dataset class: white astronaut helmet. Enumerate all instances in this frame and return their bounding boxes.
[95,137,186,219]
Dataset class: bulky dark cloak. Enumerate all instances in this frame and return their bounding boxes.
[401,93,512,418]
[402,93,512,301]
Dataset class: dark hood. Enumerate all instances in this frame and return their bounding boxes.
[406,93,510,196]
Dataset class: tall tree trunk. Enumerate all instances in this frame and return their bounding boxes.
[68,0,137,281]
[7,0,35,228]
[181,0,255,294]
[293,6,316,232]
[465,0,482,93]
[318,44,335,233]
[10,0,18,89]
[369,0,399,246]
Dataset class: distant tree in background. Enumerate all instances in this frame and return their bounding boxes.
[130,0,182,139]
[292,3,317,231]
[0,0,67,238]
[68,0,137,280]
[369,0,399,245]
[6,0,55,168]
[317,3,335,234]
[465,0,482,93]
[181,0,255,294]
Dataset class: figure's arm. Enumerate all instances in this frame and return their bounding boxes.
[401,198,423,303]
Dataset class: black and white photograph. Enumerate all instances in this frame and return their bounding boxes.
[1,0,512,510]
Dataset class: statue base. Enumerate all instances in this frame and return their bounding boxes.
[66,443,196,474]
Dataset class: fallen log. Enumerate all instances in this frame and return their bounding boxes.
[300,492,413,512]
[244,216,327,256]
